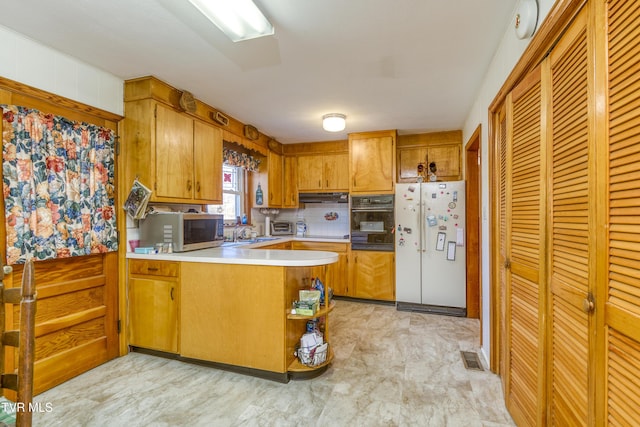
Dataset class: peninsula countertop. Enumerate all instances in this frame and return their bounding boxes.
[126,235,347,266]
[126,246,338,267]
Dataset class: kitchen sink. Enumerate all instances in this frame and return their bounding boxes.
[221,237,280,247]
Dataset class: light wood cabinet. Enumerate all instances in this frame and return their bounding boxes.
[291,241,350,296]
[155,104,194,200]
[282,155,298,207]
[268,150,283,206]
[297,153,349,192]
[350,250,395,301]
[349,130,396,194]
[398,145,461,181]
[397,131,462,183]
[128,260,180,353]
[250,149,283,208]
[123,100,223,204]
[193,121,223,202]
[324,153,349,190]
[260,241,292,250]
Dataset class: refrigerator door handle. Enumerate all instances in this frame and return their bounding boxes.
[421,201,427,253]
[417,202,422,252]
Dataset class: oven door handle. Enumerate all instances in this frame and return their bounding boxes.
[350,207,394,212]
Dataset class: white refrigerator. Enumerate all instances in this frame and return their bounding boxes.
[395,181,466,316]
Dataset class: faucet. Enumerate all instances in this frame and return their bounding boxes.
[233,226,250,242]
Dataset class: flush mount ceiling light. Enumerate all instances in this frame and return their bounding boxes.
[322,113,346,132]
[188,0,274,42]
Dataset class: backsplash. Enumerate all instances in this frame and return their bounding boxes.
[251,203,349,237]
[126,202,350,248]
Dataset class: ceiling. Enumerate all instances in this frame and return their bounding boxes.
[0,0,517,144]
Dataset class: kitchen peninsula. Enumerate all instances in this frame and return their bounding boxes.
[126,245,338,382]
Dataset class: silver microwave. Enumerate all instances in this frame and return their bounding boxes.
[139,212,224,252]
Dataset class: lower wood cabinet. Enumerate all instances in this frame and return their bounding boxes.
[350,250,395,301]
[128,260,180,353]
[260,241,292,250]
[291,241,349,297]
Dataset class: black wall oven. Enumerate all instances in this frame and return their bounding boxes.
[350,195,395,251]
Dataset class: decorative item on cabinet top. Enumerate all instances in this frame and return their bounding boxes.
[244,124,259,141]
[210,111,229,126]
[179,90,197,113]
[267,138,282,154]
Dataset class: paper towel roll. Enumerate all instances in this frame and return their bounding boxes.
[265,216,271,236]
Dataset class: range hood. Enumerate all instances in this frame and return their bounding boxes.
[298,192,349,204]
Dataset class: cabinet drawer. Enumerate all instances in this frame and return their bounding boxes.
[129,259,179,277]
[291,242,348,253]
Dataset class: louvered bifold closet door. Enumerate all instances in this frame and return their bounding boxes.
[505,66,545,427]
[606,0,640,424]
[548,6,594,426]
[497,104,509,378]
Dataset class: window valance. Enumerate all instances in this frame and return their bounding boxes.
[223,146,261,172]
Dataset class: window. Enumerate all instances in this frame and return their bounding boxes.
[208,165,245,221]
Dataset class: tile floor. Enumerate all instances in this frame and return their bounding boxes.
[32,300,515,426]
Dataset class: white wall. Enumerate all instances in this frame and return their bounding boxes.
[0,24,123,115]
[462,0,555,363]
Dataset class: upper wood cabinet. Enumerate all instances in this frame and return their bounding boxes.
[297,153,349,192]
[268,150,283,207]
[250,149,283,208]
[154,104,194,200]
[193,121,223,202]
[282,155,298,208]
[123,100,223,204]
[396,131,462,182]
[349,130,396,194]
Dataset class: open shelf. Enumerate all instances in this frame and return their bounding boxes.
[287,300,335,320]
[288,347,334,373]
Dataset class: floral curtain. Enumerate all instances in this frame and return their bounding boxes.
[223,147,261,172]
[2,105,118,264]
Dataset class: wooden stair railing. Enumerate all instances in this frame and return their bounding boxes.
[0,259,36,427]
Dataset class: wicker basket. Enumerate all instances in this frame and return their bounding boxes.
[296,343,328,366]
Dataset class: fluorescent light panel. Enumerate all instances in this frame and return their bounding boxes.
[188,0,274,42]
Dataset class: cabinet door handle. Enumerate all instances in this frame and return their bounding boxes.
[187,180,192,191]
[326,179,329,188]
[196,182,201,193]
[147,267,159,272]
[318,179,321,187]
[170,287,175,301]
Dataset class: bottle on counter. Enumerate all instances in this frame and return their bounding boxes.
[256,184,263,205]
[241,213,247,224]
